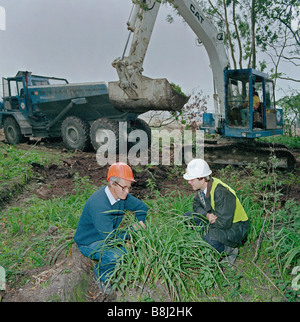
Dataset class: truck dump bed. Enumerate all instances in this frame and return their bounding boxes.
[29,79,188,121]
[29,82,125,121]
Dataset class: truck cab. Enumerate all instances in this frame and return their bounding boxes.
[1,72,34,143]
[1,71,68,116]
[0,71,70,144]
[2,75,28,114]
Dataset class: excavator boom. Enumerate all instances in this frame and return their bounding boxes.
[108,0,229,114]
[109,0,189,113]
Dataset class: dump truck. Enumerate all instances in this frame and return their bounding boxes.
[0,71,187,151]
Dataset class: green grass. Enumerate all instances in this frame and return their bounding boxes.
[110,192,224,301]
[0,143,61,181]
[0,174,97,282]
[0,142,63,203]
[0,141,299,301]
[257,135,300,149]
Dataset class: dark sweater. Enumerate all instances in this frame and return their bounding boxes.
[74,186,148,246]
[193,178,249,247]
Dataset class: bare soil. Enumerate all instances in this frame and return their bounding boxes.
[30,152,191,201]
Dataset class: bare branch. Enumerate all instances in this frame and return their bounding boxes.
[277,76,300,83]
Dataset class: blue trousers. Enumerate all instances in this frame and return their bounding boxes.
[77,240,126,283]
[184,211,225,253]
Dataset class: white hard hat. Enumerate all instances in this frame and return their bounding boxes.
[183,159,212,180]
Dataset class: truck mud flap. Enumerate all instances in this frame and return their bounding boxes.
[12,112,33,136]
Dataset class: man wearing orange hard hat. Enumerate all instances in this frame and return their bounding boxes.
[74,162,148,296]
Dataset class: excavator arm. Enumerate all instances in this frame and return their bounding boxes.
[170,0,230,122]
[111,0,160,99]
[109,0,189,114]
[109,0,229,121]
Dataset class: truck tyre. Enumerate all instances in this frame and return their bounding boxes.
[61,116,90,151]
[3,117,27,145]
[128,118,152,150]
[90,118,119,152]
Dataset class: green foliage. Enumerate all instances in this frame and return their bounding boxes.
[258,135,300,149]
[110,192,225,301]
[217,160,300,300]
[196,0,299,81]
[0,143,62,203]
[272,200,300,274]
[170,82,188,97]
[277,92,300,137]
[0,143,60,183]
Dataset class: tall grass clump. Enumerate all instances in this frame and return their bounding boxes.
[216,158,300,300]
[109,191,230,301]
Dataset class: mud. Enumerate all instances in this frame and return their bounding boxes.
[30,148,190,201]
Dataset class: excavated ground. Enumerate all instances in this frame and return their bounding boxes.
[1,134,299,302]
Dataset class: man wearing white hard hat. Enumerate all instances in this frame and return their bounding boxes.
[183,159,249,264]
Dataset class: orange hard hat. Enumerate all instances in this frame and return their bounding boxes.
[107,162,136,182]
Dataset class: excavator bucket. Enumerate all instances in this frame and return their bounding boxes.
[108,76,189,114]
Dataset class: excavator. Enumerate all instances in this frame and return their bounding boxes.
[108,0,296,170]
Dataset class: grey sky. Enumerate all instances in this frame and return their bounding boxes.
[0,0,298,107]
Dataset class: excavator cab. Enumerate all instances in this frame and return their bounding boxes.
[224,68,283,138]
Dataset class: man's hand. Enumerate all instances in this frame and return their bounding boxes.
[206,213,217,224]
[133,221,146,230]
[127,221,146,249]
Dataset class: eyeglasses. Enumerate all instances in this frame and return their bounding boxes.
[115,182,131,191]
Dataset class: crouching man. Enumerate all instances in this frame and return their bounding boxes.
[74,162,148,294]
[183,159,249,265]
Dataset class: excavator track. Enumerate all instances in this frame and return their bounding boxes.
[202,139,296,171]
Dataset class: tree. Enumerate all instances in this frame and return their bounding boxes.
[157,0,300,130]
[277,92,300,137]
[194,0,300,84]
[261,0,300,85]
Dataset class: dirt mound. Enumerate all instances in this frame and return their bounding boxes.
[3,244,98,302]
[32,155,109,199]
[3,242,170,302]
[31,153,190,200]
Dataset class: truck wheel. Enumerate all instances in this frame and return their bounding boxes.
[128,118,152,150]
[3,117,27,145]
[90,118,119,152]
[61,116,90,151]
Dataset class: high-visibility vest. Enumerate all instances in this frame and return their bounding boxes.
[210,177,248,223]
